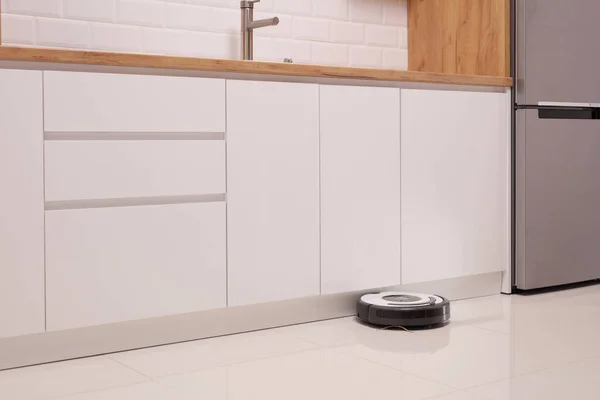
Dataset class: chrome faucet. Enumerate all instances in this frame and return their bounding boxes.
[240,0,279,60]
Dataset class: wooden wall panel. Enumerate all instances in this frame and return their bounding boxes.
[408,0,510,77]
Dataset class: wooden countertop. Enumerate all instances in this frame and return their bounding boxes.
[0,46,512,87]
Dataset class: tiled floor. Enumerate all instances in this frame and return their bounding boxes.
[2,284,600,399]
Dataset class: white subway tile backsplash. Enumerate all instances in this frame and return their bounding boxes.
[274,0,311,16]
[312,42,348,66]
[330,21,364,44]
[141,27,237,59]
[366,24,397,47]
[1,14,35,45]
[293,17,329,42]
[189,0,273,10]
[64,0,114,23]
[383,48,407,69]
[350,45,382,68]
[202,6,239,34]
[6,0,61,17]
[196,32,239,59]
[36,18,89,49]
[190,0,245,8]
[398,27,408,49]
[164,3,211,31]
[2,0,408,69]
[259,0,275,10]
[117,0,165,27]
[91,23,141,52]
[312,0,348,20]
[140,27,187,55]
[253,37,311,64]
[349,0,383,24]
[165,3,238,34]
[383,0,407,27]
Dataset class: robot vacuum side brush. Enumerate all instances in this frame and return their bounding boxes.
[357,292,451,328]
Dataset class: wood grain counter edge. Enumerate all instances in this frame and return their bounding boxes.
[0,46,512,88]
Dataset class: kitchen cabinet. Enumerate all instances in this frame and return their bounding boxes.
[45,140,225,201]
[401,89,509,284]
[226,80,320,306]
[43,71,225,133]
[45,202,226,331]
[320,85,402,294]
[0,69,45,339]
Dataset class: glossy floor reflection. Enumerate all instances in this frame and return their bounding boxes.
[2,284,600,399]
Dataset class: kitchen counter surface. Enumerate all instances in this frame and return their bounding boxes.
[0,46,512,88]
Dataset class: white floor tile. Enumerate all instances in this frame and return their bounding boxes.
[2,285,600,400]
[157,367,228,399]
[450,295,513,334]
[339,324,511,389]
[272,316,373,346]
[159,348,453,400]
[54,381,187,400]
[0,356,147,400]
[427,391,488,400]
[109,330,317,378]
[468,357,600,400]
[508,290,600,375]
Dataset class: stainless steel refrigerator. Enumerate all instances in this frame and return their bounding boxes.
[515,0,600,290]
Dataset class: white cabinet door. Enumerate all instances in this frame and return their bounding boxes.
[320,85,401,294]
[227,80,320,306]
[0,70,45,339]
[401,89,510,284]
[46,202,226,331]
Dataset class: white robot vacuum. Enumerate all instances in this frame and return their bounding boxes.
[357,291,450,328]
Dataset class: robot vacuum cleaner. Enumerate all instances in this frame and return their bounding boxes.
[357,291,450,328]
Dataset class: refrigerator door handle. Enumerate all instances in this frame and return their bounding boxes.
[538,107,600,120]
[538,101,600,108]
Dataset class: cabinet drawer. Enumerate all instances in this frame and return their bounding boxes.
[45,140,225,201]
[46,202,226,331]
[43,71,225,133]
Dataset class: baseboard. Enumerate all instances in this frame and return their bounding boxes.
[0,271,502,370]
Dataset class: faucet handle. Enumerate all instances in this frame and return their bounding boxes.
[240,0,260,7]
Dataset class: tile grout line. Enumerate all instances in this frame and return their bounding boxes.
[106,335,323,382]
[107,355,158,382]
[332,344,460,392]
[463,352,600,394]
[51,380,158,399]
[466,323,510,335]
[421,390,470,400]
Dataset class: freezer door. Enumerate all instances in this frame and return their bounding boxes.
[516,109,600,289]
[516,0,600,105]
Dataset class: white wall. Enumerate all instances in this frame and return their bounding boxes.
[0,0,408,69]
